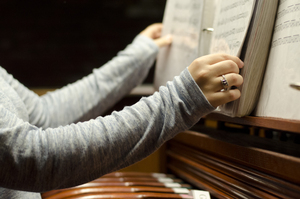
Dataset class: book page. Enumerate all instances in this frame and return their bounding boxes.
[255,0,300,120]
[154,0,204,89]
[210,0,255,56]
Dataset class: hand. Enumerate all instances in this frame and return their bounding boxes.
[188,53,244,108]
[140,23,172,47]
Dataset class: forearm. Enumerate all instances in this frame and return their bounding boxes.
[12,35,158,128]
[0,69,214,192]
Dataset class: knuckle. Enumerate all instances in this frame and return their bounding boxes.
[194,57,205,66]
[198,69,211,79]
[227,60,237,70]
[191,58,212,80]
[220,53,230,60]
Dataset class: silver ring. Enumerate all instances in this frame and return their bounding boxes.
[221,75,229,91]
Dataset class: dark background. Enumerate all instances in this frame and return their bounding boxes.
[0,0,166,88]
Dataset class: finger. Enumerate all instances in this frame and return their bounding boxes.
[201,53,244,69]
[151,24,163,38]
[211,60,240,76]
[208,89,241,107]
[154,35,172,47]
[225,73,244,87]
[216,73,243,91]
[220,73,244,89]
[153,31,162,39]
[140,23,163,39]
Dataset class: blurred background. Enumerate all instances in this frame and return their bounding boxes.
[0,0,166,88]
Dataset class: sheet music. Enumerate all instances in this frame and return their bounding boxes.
[256,0,300,120]
[210,0,255,56]
[154,0,204,89]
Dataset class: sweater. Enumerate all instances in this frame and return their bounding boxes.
[0,34,214,198]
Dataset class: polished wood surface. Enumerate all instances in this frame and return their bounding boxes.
[45,186,190,199]
[92,177,182,183]
[63,192,193,199]
[173,130,300,184]
[167,130,300,198]
[103,171,174,178]
[42,172,194,199]
[42,181,191,199]
[206,112,300,134]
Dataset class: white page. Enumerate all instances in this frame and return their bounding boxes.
[255,0,300,120]
[154,0,204,89]
[190,190,211,199]
[210,0,256,56]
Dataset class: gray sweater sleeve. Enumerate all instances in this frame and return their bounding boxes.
[5,35,159,128]
[0,68,215,192]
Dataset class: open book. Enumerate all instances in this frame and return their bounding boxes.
[211,0,278,117]
[255,0,300,120]
[154,0,217,89]
[154,0,279,118]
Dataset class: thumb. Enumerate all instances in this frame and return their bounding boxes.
[154,34,172,47]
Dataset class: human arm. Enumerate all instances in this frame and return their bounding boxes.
[3,33,160,129]
[0,68,214,192]
[0,53,242,192]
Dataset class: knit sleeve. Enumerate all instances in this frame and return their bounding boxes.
[3,35,159,129]
[0,68,215,192]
